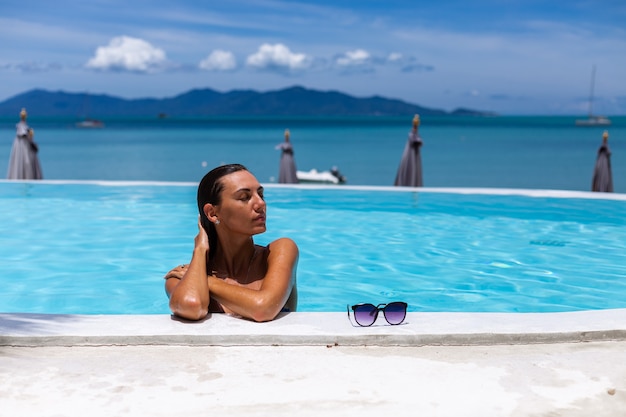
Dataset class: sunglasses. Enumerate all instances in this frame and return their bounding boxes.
[347,302,408,327]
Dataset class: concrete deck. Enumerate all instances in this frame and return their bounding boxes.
[2,310,626,416]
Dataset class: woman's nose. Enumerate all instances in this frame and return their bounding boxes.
[253,194,266,210]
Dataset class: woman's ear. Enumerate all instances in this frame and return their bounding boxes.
[204,203,219,224]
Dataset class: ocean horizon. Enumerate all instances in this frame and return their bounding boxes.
[1,115,624,193]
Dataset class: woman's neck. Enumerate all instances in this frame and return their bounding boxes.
[212,237,256,278]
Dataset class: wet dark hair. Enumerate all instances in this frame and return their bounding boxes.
[197,163,249,260]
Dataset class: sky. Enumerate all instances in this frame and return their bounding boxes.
[1,0,625,115]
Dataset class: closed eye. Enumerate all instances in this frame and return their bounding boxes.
[234,185,264,202]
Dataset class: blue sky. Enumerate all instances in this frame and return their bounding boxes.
[1,0,625,115]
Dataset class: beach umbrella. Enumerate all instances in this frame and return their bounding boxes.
[276,129,298,184]
[394,114,423,186]
[6,108,43,180]
[591,130,613,192]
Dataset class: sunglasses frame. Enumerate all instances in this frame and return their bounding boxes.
[346,301,408,327]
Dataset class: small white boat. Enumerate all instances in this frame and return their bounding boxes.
[76,119,104,128]
[575,115,611,126]
[297,167,347,184]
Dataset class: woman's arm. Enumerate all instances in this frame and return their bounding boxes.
[165,219,211,320]
[209,237,298,322]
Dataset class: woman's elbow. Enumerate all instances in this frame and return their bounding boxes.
[247,299,283,322]
[249,310,278,323]
[169,296,208,321]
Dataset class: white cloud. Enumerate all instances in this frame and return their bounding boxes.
[199,49,237,71]
[246,43,311,71]
[86,36,166,72]
[336,49,371,67]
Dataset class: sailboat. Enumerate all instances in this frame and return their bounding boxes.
[76,119,104,128]
[576,65,611,126]
[75,92,104,128]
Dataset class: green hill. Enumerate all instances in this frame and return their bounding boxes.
[0,86,492,117]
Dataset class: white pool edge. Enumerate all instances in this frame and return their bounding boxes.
[2,179,626,200]
[3,309,626,347]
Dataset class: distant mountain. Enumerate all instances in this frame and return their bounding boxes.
[0,86,492,117]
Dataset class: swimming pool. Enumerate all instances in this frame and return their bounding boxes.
[1,181,625,315]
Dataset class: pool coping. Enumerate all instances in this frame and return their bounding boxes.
[274,184,626,201]
[2,309,626,347]
[3,179,626,200]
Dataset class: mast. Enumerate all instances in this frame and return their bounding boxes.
[587,65,596,117]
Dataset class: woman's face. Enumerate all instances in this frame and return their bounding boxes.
[213,170,266,235]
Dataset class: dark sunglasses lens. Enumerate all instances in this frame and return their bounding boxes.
[383,302,407,325]
[354,304,377,326]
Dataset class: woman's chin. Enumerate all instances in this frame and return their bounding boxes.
[252,225,267,235]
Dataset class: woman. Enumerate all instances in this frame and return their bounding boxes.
[164,164,298,322]
[7,108,43,180]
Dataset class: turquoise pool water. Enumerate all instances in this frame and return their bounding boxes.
[1,181,625,314]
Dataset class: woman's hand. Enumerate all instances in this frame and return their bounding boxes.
[164,264,189,281]
[165,217,209,282]
[195,216,210,252]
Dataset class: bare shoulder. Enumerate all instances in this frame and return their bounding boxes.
[267,237,300,260]
[267,237,299,255]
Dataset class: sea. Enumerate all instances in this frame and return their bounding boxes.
[1,115,624,192]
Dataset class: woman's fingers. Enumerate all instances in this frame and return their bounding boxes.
[164,264,188,280]
[195,216,210,250]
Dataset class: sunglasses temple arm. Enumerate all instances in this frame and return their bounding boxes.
[346,305,356,326]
